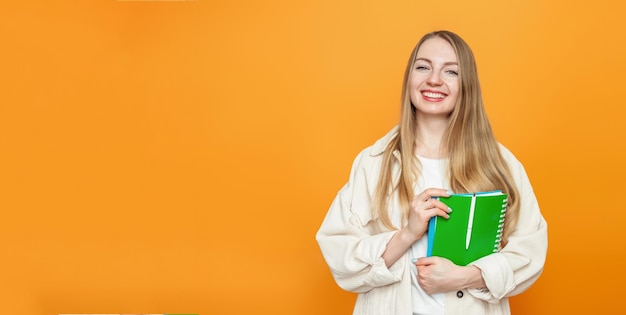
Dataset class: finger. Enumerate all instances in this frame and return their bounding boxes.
[416,188,451,201]
[433,200,453,214]
[415,256,435,266]
[422,198,439,210]
[436,208,451,220]
[418,198,448,211]
[423,205,451,220]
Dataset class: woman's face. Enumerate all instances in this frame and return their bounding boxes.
[409,37,460,118]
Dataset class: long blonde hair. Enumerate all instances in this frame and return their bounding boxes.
[374,30,519,245]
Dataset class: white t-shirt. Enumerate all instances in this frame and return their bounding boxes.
[409,156,450,315]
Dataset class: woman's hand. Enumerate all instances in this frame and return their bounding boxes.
[404,188,451,241]
[382,188,450,267]
[414,256,486,294]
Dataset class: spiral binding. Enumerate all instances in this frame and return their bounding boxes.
[493,198,508,252]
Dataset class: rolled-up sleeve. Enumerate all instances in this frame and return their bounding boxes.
[316,150,405,293]
[468,150,548,302]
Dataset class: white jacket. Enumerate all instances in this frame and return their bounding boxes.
[316,127,548,315]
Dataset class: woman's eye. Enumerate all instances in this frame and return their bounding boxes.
[415,65,429,71]
[446,70,458,76]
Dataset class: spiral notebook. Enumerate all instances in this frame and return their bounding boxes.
[426,191,507,266]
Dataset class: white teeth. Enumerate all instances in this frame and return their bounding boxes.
[422,91,445,98]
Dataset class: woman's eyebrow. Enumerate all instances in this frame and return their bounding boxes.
[415,57,458,66]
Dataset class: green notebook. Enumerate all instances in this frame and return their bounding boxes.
[426,191,507,266]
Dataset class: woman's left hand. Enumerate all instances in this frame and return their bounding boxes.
[414,256,468,294]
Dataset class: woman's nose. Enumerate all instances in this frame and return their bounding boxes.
[427,71,443,85]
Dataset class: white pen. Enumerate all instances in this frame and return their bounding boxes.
[466,193,477,250]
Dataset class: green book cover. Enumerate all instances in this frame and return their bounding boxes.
[426,191,507,266]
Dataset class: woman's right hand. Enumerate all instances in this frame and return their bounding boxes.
[404,188,452,241]
[382,188,452,267]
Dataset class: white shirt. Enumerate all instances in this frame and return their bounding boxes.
[409,156,449,315]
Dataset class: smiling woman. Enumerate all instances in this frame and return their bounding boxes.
[316,30,548,315]
[2,0,625,314]
[410,37,460,123]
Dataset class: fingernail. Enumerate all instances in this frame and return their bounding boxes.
[446,190,454,195]
[448,207,453,212]
[411,258,417,263]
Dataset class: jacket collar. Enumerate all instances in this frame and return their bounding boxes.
[370,125,400,157]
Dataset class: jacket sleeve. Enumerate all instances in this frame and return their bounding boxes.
[468,153,548,302]
[316,150,406,293]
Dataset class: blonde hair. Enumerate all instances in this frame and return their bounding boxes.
[374,30,519,245]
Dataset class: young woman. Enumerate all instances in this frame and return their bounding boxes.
[316,30,548,314]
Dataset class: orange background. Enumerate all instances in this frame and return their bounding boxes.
[1,0,625,314]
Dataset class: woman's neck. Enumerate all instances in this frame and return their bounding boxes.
[415,115,449,159]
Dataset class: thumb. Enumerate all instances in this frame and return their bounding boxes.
[412,256,436,266]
